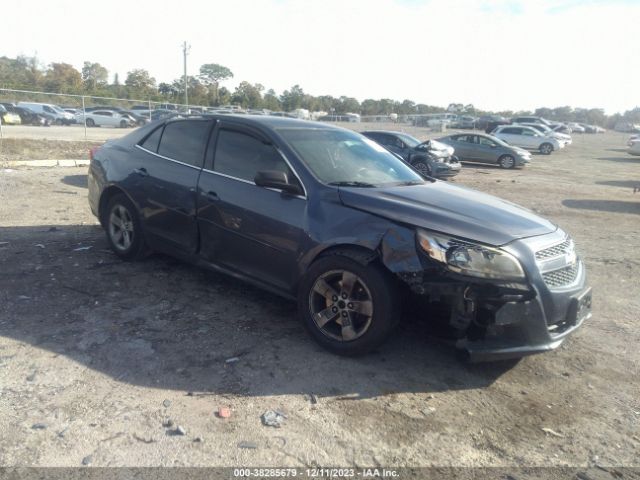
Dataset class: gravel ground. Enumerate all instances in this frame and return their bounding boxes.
[0,126,639,469]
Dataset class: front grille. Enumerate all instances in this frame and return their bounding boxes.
[542,263,579,288]
[535,238,572,260]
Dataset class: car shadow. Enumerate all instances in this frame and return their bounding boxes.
[562,199,640,215]
[595,180,640,189]
[606,148,630,153]
[61,174,88,188]
[0,224,517,399]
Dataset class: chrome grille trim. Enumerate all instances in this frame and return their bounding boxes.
[542,263,580,288]
[535,238,572,261]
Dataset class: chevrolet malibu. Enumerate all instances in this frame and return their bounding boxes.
[88,115,592,361]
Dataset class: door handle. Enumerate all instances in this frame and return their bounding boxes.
[134,167,149,177]
[205,190,219,201]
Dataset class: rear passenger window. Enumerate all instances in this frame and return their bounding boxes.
[213,129,291,182]
[157,120,210,167]
[140,126,163,153]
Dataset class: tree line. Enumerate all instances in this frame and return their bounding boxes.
[0,55,637,127]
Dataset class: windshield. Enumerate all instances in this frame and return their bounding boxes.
[53,106,66,113]
[279,128,424,187]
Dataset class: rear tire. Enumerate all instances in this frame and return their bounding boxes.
[298,255,399,356]
[539,143,553,155]
[498,154,516,169]
[104,194,147,261]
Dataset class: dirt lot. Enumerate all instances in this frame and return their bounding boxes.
[0,126,639,470]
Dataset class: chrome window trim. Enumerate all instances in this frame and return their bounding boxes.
[135,144,202,171]
[200,167,307,201]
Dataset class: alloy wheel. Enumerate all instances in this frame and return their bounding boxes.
[108,204,135,251]
[308,270,374,342]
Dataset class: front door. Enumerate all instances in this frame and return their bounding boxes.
[196,123,307,292]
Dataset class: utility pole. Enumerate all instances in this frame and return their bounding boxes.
[182,41,190,110]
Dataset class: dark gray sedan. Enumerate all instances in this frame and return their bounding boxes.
[438,133,531,168]
[88,115,590,361]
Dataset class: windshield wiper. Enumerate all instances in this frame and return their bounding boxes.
[328,181,377,188]
[392,180,425,186]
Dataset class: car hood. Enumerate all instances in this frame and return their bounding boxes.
[338,182,556,246]
[416,139,455,157]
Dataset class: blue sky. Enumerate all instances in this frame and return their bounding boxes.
[4,0,639,113]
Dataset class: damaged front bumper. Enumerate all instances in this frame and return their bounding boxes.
[390,229,592,362]
[458,284,592,362]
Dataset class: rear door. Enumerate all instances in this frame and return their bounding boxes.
[450,134,476,160]
[196,122,306,292]
[496,127,522,146]
[130,119,212,253]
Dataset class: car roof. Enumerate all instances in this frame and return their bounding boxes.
[172,114,344,131]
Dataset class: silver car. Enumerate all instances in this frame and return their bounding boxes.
[437,133,531,169]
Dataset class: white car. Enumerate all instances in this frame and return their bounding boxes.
[629,139,640,156]
[77,110,134,128]
[627,134,640,147]
[517,122,572,146]
[492,125,562,155]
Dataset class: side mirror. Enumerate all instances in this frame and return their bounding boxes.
[255,170,303,196]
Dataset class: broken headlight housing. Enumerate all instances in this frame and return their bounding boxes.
[417,230,525,281]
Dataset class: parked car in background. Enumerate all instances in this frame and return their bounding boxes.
[517,122,572,146]
[437,133,531,168]
[78,110,135,128]
[577,123,605,134]
[120,110,148,126]
[88,115,591,360]
[627,134,640,146]
[1,103,50,126]
[615,121,640,133]
[450,116,477,129]
[552,124,572,134]
[510,116,553,127]
[17,102,74,125]
[476,115,510,133]
[492,125,562,154]
[0,104,21,124]
[361,130,461,178]
[567,122,586,133]
[628,139,640,156]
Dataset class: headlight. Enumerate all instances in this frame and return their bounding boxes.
[417,230,525,281]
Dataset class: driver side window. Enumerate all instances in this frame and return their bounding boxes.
[213,129,295,184]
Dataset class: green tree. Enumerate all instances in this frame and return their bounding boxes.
[280,85,306,111]
[124,69,156,96]
[231,81,264,108]
[81,61,108,91]
[199,63,233,104]
[263,89,281,111]
[43,62,82,93]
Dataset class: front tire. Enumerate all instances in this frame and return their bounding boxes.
[498,154,516,169]
[104,194,147,260]
[539,143,553,155]
[412,158,432,177]
[120,120,128,128]
[86,118,95,127]
[298,255,399,356]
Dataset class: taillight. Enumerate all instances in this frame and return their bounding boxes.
[89,146,100,161]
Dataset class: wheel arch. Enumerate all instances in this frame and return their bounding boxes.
[98,185,138,228]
